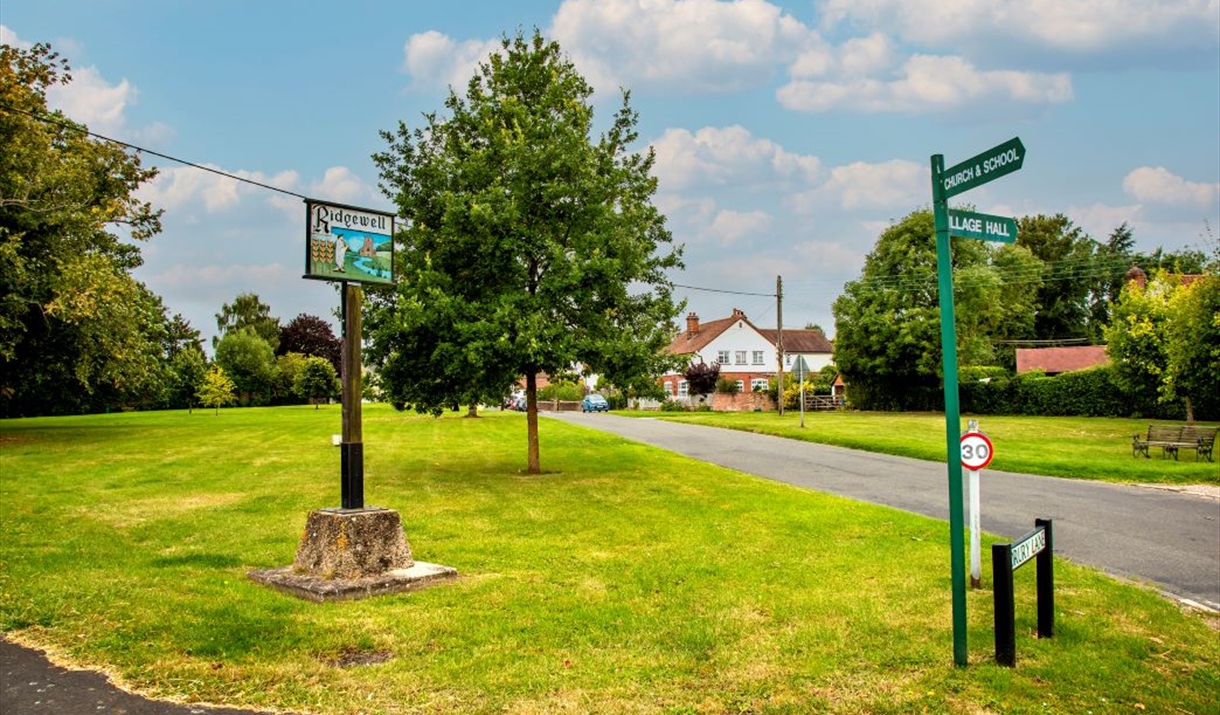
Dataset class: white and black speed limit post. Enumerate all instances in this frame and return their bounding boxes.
[960,422,994,589]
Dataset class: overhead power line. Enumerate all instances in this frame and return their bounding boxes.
[672,282,776,298]
[0,103,309,200]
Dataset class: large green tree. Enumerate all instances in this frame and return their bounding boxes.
[372,30,683,472]
[1,43,168,416]
[1107,271,1220,422]
[832,209,1022,410]
[1015,214,1100,340]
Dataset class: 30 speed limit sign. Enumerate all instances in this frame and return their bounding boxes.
[960,432,994,470]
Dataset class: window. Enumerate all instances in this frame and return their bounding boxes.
[678,380,688,397]
[752,350,765,365]
[735,380,745,393]
[751,378,768,392]
[717,350,730,364]
[735,350,747,364]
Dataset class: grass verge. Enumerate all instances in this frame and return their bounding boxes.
[631,410,1220,485]
[1,406,1217,714]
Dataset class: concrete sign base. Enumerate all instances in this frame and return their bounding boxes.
[249,506,457,602]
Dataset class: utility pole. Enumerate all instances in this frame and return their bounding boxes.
[776,275,784,416]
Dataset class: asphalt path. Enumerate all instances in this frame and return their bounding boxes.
[547,411,1220,610]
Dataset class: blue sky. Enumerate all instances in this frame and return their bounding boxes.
[4,0,1218,345]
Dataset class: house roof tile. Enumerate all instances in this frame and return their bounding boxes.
[1015,345,1109,375]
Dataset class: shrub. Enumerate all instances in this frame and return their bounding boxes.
[660,399,688,412]
[715,377,740,394]
[538,382,583,402]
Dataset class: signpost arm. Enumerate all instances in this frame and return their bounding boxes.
[932,153,968,666]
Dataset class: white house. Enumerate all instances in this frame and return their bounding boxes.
[660,308,834,398]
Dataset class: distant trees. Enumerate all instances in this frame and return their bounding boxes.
[294,356,339,408]
[278,313,340,371]
[214,329,276,405]
[214,292,280,352]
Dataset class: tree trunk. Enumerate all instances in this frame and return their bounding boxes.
[466,404,479,418]
[1184,396,1195,424]
[526,371,541,474]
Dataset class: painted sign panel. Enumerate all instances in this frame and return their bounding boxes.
[304,200,395,285]
[941,137,1025,199]
[948,209,1018,243]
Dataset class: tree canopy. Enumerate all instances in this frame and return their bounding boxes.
[278,313,340,371]
[1105,272,1219,421]
[371,30,683,472]
[831,209,1013,410]
[1,43,176,416]
[213,329,276,405]
[214,292,280,352]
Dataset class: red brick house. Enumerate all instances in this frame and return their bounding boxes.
[660,309,833,399]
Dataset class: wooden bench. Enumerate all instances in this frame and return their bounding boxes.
[1132,424,1217,462]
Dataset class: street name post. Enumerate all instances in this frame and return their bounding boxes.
[930,137,1025,666]
[992,519,1055,667]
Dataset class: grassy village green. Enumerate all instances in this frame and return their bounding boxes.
[1,406,1217,714]
[638,410,1220,485]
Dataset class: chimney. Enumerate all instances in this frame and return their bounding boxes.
[686,312,700,336]
[731,307,745,319]
[1125,264,1147,288]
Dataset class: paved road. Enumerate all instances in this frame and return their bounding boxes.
[0,638,287,715]
[547,412,1220,610]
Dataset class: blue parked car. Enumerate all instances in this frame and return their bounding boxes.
[581,394,609,412]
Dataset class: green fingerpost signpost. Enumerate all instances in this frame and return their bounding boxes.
[931,137,1025,666]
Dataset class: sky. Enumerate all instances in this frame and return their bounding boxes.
[3,0,1218,347]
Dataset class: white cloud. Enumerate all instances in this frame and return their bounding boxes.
[1065,202,1144,242]
[651,125,821,191]
[401,30,502,90]
[816,0,1220,55]
[1,25,31,48]
[707,209,772,245]
[45,65,136,136]
[140,165,302,213]
[552,0,812,93]
[778,54,1072,113]
[0,27,176,145]
[1122,167,1219,207]
[790,159,925,211]
[310,166,380,206]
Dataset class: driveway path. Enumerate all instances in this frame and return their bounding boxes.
[547,412,1220,610]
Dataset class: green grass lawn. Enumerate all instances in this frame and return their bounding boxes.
[633,410,1220,485]
[1,406,1217,714]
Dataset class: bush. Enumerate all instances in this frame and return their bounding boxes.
[958,365,1182,419]
[538,382,584,402]
[660,399,688,412]
[715,377,740,394]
